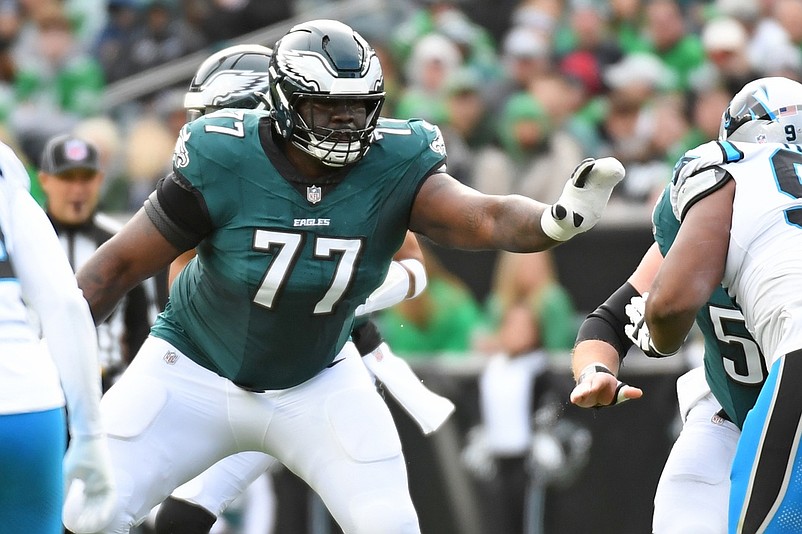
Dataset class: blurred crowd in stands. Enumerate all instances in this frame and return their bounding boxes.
[377,0,800,214]
[3,0,801,360]
[0,0,796,218]
[0,0,293,208]
[7,3,777,529]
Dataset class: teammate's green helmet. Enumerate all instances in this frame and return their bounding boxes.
[184,44,273,122]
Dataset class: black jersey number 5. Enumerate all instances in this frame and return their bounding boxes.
[709,305,765,385]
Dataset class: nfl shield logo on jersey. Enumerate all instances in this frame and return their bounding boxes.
[163,351,179,365]
[307,185,322,204]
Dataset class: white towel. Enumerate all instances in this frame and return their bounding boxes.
[362,342,456,435]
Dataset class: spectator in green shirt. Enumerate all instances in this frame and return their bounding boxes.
[631,0,705,90]
[9,3,105,164]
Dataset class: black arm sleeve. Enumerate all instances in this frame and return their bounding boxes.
[122,283,150,365]
[143,171,213,251]
[575,282,641,362]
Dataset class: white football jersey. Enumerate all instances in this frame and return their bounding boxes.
[676,142,802,363]
[0,160,64,413]
[0,141,103,418]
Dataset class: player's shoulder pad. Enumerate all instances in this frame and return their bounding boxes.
[373,117,447,159]
[410,118,447,158]
[173,112,239,171]
[178,108,262,149]
[671,166,730,221]
[650,184,670,236]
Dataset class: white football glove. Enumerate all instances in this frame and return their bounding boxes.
[623,293,677,358]
[624,293,652,353]
[62,434,117,534]
[670,140,744,217]
[541,157,625,241]
[672,140,744,185]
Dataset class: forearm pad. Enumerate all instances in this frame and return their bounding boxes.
[362,342,455,434]
[575,282,641,362]
[354,258,427,317]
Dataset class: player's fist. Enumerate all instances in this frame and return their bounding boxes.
[624,292,678,358]
[541,157,625,241]
[672,140,743,188]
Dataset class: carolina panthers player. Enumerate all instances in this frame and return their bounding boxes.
[570,181,760,533]
[569,93,787,533]
[64,19,624,534]
[645,76,802,533]
[0,141,115,534]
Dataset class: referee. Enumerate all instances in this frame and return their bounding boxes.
[38,133,164,391]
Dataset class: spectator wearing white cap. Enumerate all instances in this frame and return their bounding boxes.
[484,26,552,119]
[603,52,677,102]
[688,16,761,94]
[599,52,682,207]
[390,0,498,81]
[395,32,464,124]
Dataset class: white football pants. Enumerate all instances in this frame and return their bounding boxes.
[63,336,419,534]
[653,374,739,534]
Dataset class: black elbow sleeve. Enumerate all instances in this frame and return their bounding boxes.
[575,282,641,362]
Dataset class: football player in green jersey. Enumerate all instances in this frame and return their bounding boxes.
[569,137,766,533]
[162,44,454,533]
[65,19,623,534]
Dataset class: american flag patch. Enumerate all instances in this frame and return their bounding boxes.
[778,106,799,117]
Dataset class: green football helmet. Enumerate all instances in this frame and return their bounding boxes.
[268,20,385,167]
[184,44,273,122]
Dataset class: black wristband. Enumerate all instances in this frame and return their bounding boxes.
[575,282,641,362]
[351,319,383,356]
